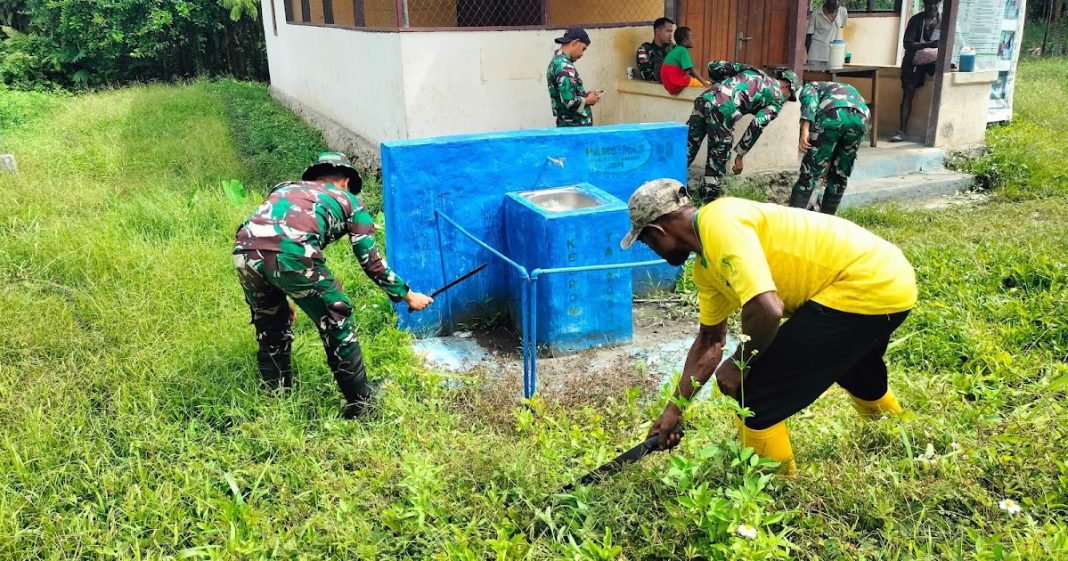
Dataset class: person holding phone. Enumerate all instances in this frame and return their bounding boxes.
[547,27,601,127]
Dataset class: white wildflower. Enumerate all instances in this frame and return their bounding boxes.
[998,498,1021,515]
[951,442,960,451]
[736,524,758,539]
[737,334,752,343]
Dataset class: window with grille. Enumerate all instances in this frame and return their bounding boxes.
[811,0,902,13]
[283,0,664,29]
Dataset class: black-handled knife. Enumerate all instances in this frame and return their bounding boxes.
[407,263,488,312]
[560,425,684,492]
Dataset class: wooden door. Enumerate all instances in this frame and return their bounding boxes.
[678,0,736,79]
[735,0,791,68]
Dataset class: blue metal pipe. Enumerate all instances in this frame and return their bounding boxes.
[528,276,539,399]
[530,258,667,279]
[432,211,454,330]
[521,276,530,398]
[435,210,529,279]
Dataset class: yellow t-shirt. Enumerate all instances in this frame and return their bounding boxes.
[694,198,917,325]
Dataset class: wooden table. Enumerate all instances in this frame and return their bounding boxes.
[800,64,881,147]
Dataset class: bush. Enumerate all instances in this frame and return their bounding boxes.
[961,57,1068,199]
[0,83,61,129]
[0,0,266,90]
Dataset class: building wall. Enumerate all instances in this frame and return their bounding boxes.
[264,0,985,163]
[398,26,648,138]
[262,6,409,144]
[932,71,999,147]
[841,16,902,67]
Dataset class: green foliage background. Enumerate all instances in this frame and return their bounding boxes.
[0,0,266,89]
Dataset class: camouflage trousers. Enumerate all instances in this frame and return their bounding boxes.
[233,250,371,407]
[686,95,735,206]
[790,109,869,215]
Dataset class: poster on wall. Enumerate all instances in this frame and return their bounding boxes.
[953,0,1004,70]
[952,0,1026,122]
[987,0,1026,122]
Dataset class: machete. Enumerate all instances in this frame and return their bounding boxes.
[560,425,684,492]
[408,263,488,312]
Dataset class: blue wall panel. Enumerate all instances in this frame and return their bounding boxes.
[382,123,688,336]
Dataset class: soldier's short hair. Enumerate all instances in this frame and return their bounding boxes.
[653,17,674,31]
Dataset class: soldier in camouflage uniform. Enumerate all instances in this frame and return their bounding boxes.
[233,152,433,418]
[790,81,870,215]
[547,27,601,127]
[636,17,675,81]
[686,62,800,205]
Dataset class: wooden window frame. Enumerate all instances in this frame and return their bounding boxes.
[810,0,902,15]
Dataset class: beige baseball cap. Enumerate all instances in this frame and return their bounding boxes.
[619,178,692,250]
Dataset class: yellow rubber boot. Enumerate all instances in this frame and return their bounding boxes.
[735,418,797,475]
[849,389,903,418]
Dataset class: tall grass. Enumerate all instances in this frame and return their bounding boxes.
[0,66,1065,558]
[964,57,1068,199]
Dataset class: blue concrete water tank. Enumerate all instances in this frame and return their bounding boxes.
[504,183,633,355]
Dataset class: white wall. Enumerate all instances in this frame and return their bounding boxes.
[262,0,409,144]
[398,26,648,138]
[842,16,903,67]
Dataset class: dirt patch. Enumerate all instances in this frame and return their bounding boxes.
[416,301,703,422]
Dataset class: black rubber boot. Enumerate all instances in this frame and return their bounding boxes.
[789,188,813,209]
[329,343,375,419]
[821,192,844,215]
[256,340,292,389]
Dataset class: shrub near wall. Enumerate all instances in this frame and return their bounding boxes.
[0,0,267,89]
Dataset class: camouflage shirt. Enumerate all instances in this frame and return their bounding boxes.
[547,51,593,127]
[798,81,870,125]
[702,61,786,156]
[234,181,409,300]
[636,41,672,81]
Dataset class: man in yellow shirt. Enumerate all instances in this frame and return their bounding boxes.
[619,178,917,473]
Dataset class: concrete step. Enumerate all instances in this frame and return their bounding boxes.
[849,143,947,181]
[841,169,975,208]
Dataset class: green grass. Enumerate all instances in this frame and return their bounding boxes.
[0,61,1066,559]
[964,57,1068,199]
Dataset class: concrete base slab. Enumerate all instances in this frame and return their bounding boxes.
[841,169,976,208]
[850,142,947,180]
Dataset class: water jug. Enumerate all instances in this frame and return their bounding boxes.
[828,39,847,69]
[959,46,976,72]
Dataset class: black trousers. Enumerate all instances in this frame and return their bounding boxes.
[738,301,910,429]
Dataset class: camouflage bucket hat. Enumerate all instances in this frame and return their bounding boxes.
[776,69,801,101]
[620,178,692,250]
[302,151,363,193]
